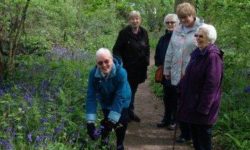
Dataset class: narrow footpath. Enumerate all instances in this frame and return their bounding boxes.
[124,54,193,150]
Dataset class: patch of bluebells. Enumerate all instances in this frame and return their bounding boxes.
[0,139,13,150]
[54,122,65,135]
[244,86,250,93]
[0,46,94,148]
[45,45,94,61]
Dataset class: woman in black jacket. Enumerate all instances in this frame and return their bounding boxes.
[154,14,179,129]
[113,10,150,122]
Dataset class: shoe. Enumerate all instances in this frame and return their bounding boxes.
[129,113,141,122]
[176,136,191,143]
[157,121,169,128]
[117,144,124,150]
[167,123,176,130]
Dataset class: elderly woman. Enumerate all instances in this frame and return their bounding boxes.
[163,2,203,142]
[154,14,179,129]
[113,10,150,122]
[178,24,223,150]
[86,48,131,150]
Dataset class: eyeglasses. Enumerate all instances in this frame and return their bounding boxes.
[97,59,110,66]
[166,21,176,24]
[194,34,204,38]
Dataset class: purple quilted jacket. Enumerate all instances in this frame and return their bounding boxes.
[177,44,224,125]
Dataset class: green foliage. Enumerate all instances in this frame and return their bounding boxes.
[0,50,93,149]
[149,66,163,98]
[1,0,250,149]
[213,50,250,150]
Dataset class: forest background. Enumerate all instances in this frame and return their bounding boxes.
[0,0,249,149]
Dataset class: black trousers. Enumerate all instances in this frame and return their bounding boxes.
[190,124,213,150]
[162,83,178,124]
[127,80,139,115]
[179,121,191,140]
[102,109,129,147]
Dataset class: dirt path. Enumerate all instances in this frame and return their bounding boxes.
[124,54,193,150]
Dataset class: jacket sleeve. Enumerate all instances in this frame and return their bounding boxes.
[197,53,223,115]
[85,69,98,122]
[154,37,162,66]
[163,37,174,76]
[144,30,150,66]
[108,69,131,123]
[113,30,124,58]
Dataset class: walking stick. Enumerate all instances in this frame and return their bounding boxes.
[172,123,178,150]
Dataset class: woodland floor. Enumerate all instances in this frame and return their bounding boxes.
[124,54,193,150]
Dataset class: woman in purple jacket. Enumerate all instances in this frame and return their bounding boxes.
[178,24,224,150]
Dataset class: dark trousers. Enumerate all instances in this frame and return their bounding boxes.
[127,80,139,115]
[102,109,129,148]
[179,121,191,140]
[190,124,213,150]
[162,83,178,124]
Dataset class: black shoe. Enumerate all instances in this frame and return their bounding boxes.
[117,144,124,150]
[129,113,141,122]
[176,136,191,143]
[157,121,169,128]
[167,123,176,130]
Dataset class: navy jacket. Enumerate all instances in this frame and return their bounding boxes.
[154,30,173,66]
[178,44,224,125]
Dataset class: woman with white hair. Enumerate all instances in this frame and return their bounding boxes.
[86,48,131,150]
[177,24,224,150]
[154,13,179,129]
[113,10,150,122]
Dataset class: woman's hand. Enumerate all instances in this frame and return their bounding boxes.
[165,75,171,80]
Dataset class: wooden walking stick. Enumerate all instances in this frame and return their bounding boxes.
[172,122,178,150]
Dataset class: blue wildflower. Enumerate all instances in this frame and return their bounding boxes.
[24,92,33,106]
[0,138,13,150]
[27,133,32,142]
[244,86,250,93]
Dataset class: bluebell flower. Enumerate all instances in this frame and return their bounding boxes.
[54,123,64,134]
[244,86,250,93]
[0,138,13,150]
[40,118,48,124]
[24,92,33,106]
[0,89,4,96]
[27,133,32,142]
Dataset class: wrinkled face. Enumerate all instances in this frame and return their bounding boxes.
[165,17,177,31]
[129,15,141,29]
[96,54,113,74]
[195,29,210,50]
[179,15,195,27]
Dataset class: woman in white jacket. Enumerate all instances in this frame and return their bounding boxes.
[163,2,203,143]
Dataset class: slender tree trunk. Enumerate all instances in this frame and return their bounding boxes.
[7,0,30,76]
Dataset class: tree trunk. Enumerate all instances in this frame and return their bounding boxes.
[7,0,30,76]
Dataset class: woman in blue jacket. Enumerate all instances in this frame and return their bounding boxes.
[86,48,131,150]
[154,13,179,129]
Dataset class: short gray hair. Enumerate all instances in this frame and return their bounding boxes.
[96,48,113,60]
[198,24,217,44]
[129,10,141,19]
[163,13,179,24]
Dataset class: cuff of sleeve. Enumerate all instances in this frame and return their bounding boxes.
[164,70,170,76]
[108,111,121,123]
[86,113,96,122]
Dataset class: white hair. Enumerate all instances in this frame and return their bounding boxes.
[129,10,141,19]
[96,48,113,60]
[163,13,179,24]
[198,24,217,44]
